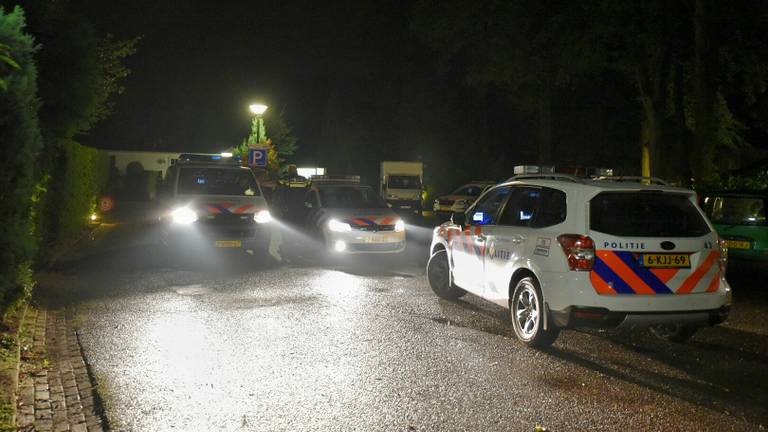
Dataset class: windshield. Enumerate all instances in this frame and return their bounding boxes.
[319,186,388,209]
[704,195,766,226]
[388,175,421,189]
[590,192,710,237]
[453,184,487,197]
[177,167,260,196]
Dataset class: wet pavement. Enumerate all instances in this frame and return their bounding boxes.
[37,206,768,431]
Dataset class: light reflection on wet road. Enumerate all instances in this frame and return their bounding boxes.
[39,219,768,431]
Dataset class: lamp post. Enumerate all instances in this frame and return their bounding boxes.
[249,103,268,145]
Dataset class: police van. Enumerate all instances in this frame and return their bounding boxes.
[303,176,406,253]
[427,172,731,347]
[158,153,273,256]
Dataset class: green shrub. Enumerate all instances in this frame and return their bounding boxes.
[0,6,42,305]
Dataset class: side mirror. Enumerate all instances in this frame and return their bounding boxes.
[304,202,313,209]
[451,212,466,227]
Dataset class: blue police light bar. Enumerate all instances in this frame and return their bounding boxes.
[178,153,242,165]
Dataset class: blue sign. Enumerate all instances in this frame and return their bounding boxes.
[248,147,268,167]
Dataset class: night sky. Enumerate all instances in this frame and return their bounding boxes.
[82,1,416,166]
[8,0,766,190]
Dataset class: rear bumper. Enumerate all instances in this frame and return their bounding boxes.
[549,305,730,329]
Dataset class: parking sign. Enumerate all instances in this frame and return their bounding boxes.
[248,147,268,167]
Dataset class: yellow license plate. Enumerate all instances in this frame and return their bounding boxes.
[642,254,690,268]
[364,235,386,243]
[724,240,751,250]
[215,240,242,248]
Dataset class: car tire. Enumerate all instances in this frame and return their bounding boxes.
[649,324,698,343]
[426,249,466,300]
[510,276,559,348]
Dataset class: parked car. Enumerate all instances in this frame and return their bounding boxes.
[427,173,731,347]
[433,181,496,216]
[701,190,768,261]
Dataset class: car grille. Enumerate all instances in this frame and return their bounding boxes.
[353,224,396,232]
[347,241,405,252]
[197,214,259,238]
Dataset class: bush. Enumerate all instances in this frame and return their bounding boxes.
[0,7,42,305]
[35,141,109,260]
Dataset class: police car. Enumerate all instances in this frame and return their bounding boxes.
[158,153,273,255]
[427,172,731,347]
[304,176,406,253]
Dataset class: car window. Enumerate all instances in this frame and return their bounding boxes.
[388,175,421,189]
[468,187,511,225]
[318,186,388,209]
[177,167,260,196]
[499,187,566,227]
[704,196,766,226]
[590,192,711,237]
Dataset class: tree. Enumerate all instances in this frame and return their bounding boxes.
[412,0,601,163]
[234,107,298,174]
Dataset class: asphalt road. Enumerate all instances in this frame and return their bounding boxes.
[38,207,768,431]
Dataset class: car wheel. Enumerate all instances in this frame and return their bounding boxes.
[510,276,559,348]
[426,249,466,300]
[649,324,698,343]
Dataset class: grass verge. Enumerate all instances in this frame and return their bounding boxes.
[0,263,34,430]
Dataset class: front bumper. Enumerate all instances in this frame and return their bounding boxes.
[549,305,730,329]
[164,221,271,251]
[388,199,422,213]
[324,229,406,254]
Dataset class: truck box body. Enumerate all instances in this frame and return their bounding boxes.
[380,161,423,214]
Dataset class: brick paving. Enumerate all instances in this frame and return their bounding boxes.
[17,307,106,432]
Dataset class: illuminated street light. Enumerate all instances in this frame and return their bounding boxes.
[249,103,268,116]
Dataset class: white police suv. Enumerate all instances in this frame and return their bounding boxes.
[427,174,731,347]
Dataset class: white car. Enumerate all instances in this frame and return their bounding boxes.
[433,181,496,215]
[427,174,731,347]
[159,154,273,255]
[304,178,406,253]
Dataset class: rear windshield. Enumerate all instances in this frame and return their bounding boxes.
[319,186,388,209]
[178,167,260,196]
[590,192,710,237]
[388,175,421,189]
[703,195,766,226]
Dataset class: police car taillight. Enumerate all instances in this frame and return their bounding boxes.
[557,234,595,271]
[717,237,728,277]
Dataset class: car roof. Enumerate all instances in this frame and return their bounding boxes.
[495,178,695,196]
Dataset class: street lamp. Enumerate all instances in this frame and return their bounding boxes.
[248,103,268,145]
[249,103,268,116]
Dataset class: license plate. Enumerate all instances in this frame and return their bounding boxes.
[724,240,751,249]
[364,235,386,243]
[215,240,242,248]
[400,205,411,209]
[641,254,690,268]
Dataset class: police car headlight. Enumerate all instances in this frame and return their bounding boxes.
[328,218,352,232]
[254,209,272,224]
[170,206,198,225]
[394,219,405,232]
